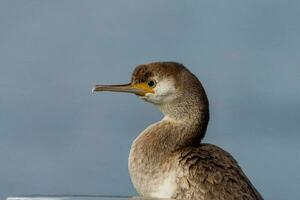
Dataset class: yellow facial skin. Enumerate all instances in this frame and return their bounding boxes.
[132,82,155,95]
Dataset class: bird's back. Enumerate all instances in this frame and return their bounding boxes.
[172,144,263,200]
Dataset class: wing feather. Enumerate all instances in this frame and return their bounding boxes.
[172,144,263,200]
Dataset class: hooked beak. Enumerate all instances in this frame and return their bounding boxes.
[92,83,154,96]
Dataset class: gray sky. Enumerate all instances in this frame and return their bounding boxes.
[0,0,300,199]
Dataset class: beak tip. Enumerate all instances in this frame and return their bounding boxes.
[92,86,97,93]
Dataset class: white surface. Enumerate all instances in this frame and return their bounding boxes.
[7,196,131,200]
[6,196,170,200]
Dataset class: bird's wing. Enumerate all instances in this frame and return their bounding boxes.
[172,144,263,200]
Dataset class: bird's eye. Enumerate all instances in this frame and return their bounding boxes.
[147,80,156,88]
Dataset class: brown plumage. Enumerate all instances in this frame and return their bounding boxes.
[93,62,263,200]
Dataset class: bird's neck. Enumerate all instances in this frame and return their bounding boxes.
[129,95,209,169]
[129,96,209,194]
[158,94,209,140]
[140,94,208,152]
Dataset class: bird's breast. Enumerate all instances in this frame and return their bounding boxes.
[128,134,178,198]
[150,170,178,198]
[129,148,177,198]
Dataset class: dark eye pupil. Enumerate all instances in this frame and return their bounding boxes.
[148,81,155,87]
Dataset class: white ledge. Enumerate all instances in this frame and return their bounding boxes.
[7,196,173,200]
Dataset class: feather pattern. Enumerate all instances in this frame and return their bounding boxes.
[173,144,263,200]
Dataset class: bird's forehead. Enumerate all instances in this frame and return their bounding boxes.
[131,62,183,83]
[131,65,154,83]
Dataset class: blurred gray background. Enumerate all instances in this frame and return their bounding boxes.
[0,0,299,199]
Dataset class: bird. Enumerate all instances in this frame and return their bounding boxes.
[92,62,263,200]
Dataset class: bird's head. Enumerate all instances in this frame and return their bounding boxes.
[93,62,208,117]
